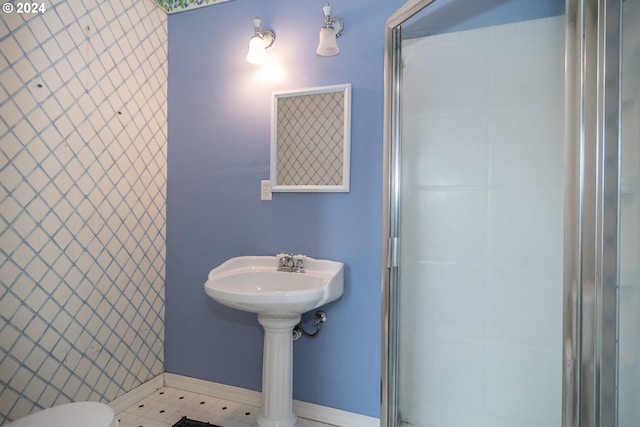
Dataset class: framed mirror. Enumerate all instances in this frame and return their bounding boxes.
[270,83,351,192]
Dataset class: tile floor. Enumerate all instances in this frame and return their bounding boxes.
[116,387,337,427]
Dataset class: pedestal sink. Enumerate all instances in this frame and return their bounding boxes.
[204,255,344,427]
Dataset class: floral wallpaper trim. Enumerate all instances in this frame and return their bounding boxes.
[155,0,233,14]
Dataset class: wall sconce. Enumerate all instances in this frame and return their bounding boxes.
[316,3,343,57]
[246,17,275,65]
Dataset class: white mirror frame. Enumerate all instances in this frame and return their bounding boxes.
[270,83,351,192]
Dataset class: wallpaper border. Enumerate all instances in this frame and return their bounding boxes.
[155,0,233,14]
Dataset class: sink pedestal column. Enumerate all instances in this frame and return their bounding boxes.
[256,313,301,427]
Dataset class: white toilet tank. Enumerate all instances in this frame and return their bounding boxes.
[5,402,118,427]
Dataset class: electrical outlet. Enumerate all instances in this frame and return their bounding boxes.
[261,180,272,200]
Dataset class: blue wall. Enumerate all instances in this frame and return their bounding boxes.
[165,0,403,418]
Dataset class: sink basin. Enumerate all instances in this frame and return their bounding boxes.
[204,256,344,315]
[204,255,344,427]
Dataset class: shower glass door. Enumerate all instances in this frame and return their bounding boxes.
[383,1,566,426]
[383,1,640,426]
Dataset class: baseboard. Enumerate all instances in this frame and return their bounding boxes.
[293,399,379,427]
[109,374,164,414]
[163,373,379,427]
[164,372,262,407]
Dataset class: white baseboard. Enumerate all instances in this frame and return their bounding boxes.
[293,399,379,427]
[115,373,379,427]
[164,372,262,406]
[109,374,164,414]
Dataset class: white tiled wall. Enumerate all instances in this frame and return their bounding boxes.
[398,16,564,427]
[0,1,167,423]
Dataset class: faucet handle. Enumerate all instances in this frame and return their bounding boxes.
[293,255,305,273]
[276,253,296,271]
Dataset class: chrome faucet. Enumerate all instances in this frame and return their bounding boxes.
[293,256,305,273]
[277,253,305,273]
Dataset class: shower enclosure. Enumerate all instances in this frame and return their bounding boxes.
[381,0,639,426]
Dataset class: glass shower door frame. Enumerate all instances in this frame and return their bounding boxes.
[381,2,437,426]
[381,1,625,426]
[564,0,621,426]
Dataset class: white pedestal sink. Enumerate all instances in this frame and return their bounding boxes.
[204,256,344,427]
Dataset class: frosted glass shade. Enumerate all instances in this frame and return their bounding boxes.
[316,27,339,56]
[246,36,267,64]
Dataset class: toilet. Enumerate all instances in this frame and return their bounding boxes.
[5,402,118,427]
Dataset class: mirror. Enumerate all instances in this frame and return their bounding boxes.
[270,83,351,192]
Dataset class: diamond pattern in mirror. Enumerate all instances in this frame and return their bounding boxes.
[0,0,167,423]
[276,92,344,186]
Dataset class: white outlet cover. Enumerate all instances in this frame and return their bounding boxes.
[261,180,272,200]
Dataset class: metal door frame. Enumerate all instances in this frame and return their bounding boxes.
[564,1,621,426]
[381,2,437,426]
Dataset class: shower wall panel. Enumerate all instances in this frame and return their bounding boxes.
[398,16,564,427]
[0,1,168,423]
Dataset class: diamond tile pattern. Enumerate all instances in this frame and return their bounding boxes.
[276,92,344,186]
[0,0,167,424]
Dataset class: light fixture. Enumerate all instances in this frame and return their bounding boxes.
[246,17,275,65]
[316,3,343,57]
